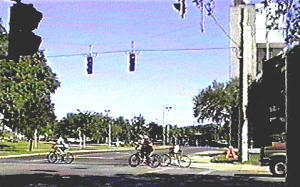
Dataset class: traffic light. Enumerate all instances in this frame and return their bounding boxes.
[172,0,187,19]
[129,52,136,72]
[87,56,93,74]
[8,2,43,61]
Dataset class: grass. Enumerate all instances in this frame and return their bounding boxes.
[211,153,260,165]
[0,141,52,156]
[242,153,260,165]
[0,141,137,157]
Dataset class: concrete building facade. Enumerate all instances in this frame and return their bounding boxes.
[229,0,285,79]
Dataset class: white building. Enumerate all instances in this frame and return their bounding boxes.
[229,0,285,78]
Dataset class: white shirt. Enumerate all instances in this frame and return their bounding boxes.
[174,145,180,153]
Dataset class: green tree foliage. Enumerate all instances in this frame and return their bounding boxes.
[114,116,131,144]
[0,26,60,140]
[148,122,162,141]
[193,79,239,124]
[262,0,300,43]
[130,114,147,142]
[193,79,239,146]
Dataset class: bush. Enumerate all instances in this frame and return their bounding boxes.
[211,155,236,163]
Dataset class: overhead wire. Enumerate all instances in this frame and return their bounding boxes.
[209,14,240,47]
[46,47,232,58]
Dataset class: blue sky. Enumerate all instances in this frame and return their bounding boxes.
[0,0,244,126]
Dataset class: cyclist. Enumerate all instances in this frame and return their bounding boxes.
[169,143,182,156]
[138,135,154,163]
[55,136,69,156]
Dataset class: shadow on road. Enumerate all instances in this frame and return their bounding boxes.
[0,173,287,187]
[235,173,278,177]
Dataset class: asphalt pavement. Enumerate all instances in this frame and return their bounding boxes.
[0,146,286,186]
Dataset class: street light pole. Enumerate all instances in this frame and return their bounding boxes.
[105,109,111,147]
[162,105,172,146]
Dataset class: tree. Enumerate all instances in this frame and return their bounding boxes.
[58,111,95,148]
[262,0,300,44]
[115,116,131,144]
[89,112,107,144]
[130,114,147,142]
[0,26,60,150]
[148,122,162,141]
[193,79,239,146]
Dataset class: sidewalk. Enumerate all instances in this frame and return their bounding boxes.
[191,162,269,174]
[189,150,270,174]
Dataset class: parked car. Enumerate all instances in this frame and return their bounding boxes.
[260,142,286,177]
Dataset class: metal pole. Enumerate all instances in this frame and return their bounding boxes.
[162,105,172,145]
[162,108,165,146]
[109,122,111,147]
[105,110,111,147]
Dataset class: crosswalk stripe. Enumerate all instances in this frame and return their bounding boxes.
[146,167,170,173]
[76,156,113,159]
[198,170,213,175]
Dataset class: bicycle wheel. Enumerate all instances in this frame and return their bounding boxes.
[47,152,58,163]
[160,154,171,167]
[179,155,191,168]
[129,154,140,167]
[64,152,74,164]
[148,154,161,168]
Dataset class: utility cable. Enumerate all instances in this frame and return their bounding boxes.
[209,14,240,47]
[46,47,232,58]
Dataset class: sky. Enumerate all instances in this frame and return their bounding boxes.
[0,0,262,126]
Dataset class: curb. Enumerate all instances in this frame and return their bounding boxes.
[191,162,270,173]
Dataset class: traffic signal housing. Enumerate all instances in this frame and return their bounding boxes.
[172,0,187,19]
[8,2,43,61]
[87,56,93,74]
[129,52,136,72]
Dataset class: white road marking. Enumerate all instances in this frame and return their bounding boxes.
[146,167,170,173]
[198,170,213,175]
[76,156,114,159]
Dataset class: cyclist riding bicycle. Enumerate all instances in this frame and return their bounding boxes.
[55,136,69,156]
[169,143,182,156]
[138,135,153,163]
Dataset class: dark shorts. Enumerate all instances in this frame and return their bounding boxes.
[141,145,153,156]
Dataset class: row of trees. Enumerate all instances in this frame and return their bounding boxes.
[46,111,231,148]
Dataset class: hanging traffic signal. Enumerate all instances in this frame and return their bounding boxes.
[172,0,187,19]
[8,2,43,61]
[87,56,93,74]
[129,52,136,72]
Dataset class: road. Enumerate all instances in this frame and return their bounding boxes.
[0,146,286,186]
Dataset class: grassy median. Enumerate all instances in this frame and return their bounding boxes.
[0,141,151,157]
[0,141,53,156]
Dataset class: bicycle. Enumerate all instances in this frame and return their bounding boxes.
[160,148,191,168]
[129,147,161,168]
[47,143,74,164]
